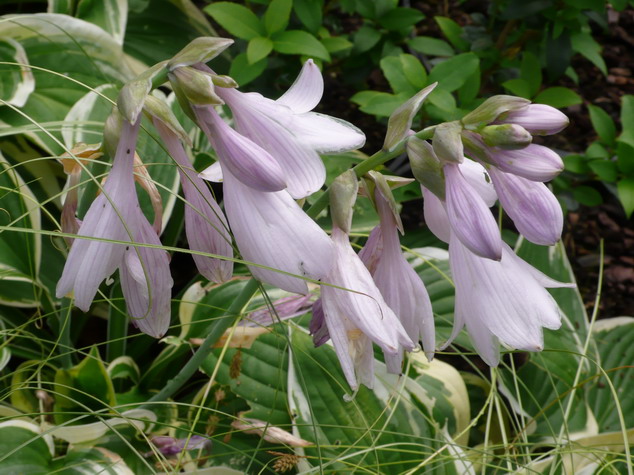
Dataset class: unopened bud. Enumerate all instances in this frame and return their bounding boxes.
[117,61,168,123]
[461,95,530,128]
[407,137,445,199]
[432,121,464,164]
[169,67,224,106]
[143,95,192,146]
[211,74,239,88]
[480,124,532,150]
[168,37,234,70]
[103,110,123,158]
[330,170,359,234]
[366,171,408,233]
[497,104,569,135]
[383,83,437,152]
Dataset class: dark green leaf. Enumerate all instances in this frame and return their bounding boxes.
[353,25,382,53]
[546,31,572,80]
[534,87,582,108]
[619,95,634,147]
[564,154,590,174]
[272,30,330,61]
[204,2,264,40]
[428,53,479,92]
[293,0,323,33]
[408,36,454,57]
[588,104,617,145]
[320,36,353,53]
[520,51,542,97]
[76,0,127,44]
[617,178,634,217]
[264,0,292,36]
[378,7,425,31]
[588,159,618,182]
[435,16,469,51]
[0,422,52,474]
[617,142,634,174]
[573,185,603,206]
[247,36,273,64]
[229,53,268,86]
[571,32,607,75]
[502,78,532,99]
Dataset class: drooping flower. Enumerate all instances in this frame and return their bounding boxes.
[422,184,574,365]
[151,435,211,456]
[320,228,415,390]
[56,119,173,338]
[359,184,435,369]
[221,166,334,294]
[210,60,365,198]
[154,119,233,283]
[496,103,569,135]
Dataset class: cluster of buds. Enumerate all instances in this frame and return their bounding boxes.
[56,36,574,389]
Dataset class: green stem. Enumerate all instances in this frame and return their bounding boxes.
[146,278,260,404]
[58,299,74,369]
[106,284,128,362]
[306,125,436,219]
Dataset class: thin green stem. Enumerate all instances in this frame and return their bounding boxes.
[57,299,74,369]
[145,278,260,404]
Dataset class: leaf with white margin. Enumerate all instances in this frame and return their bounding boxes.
[0,420,54,473]
[62,84,118,148]
[75,0,129,45]
[0,38,34,107]
[42,409,156,444]
[51,447,134,474]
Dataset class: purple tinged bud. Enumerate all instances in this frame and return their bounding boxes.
[152,435,211,455]
[488,167,563,246]
[195,106,287,192]
[480,124,532,150]
[432,121,464,164]
[485,144,564,182]
[444,163,502,260]
[499,104,569,135]
[244,295,313,327]
[155,120,233,283]
[309,298,330,347]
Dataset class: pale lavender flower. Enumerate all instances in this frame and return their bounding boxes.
[151,435,211,456]
[57,120,172,337]
[213,60,365,198]
[154,120,233,283]
[481,143,564,182]
[423,192,574,365]
[360,189,435,368]
[487,167,563,246]
[243,295,313,327]
[221,166,334,294]
[320,227,414,390]
[498,104,569,135]
[444,162,502,260]
[194,105,287,192]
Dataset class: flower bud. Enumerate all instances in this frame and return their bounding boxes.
[461,95,530,128]
[432,121,464,164]
[117,61,168,123]
[407,137,445,199]
[497,104,569,135]
[330,169,359,234]
[168,36,233,70]
[383,83,437,152]
[480,124,532,150]
[143,95,192,146]
[169,66,224,106]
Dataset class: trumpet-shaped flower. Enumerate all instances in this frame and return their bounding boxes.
[221,166,334,294]
[56,119,173,338]
[213,60,365,199]
[154,120,233,283]
[320,227,414,390]
[497,104,569,135]
[360,189,435,369]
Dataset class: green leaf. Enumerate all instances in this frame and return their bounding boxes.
[435,16,469,51]
[564,154,590,174]
[571,31,607,75]
[573,185,603,206]
[353,25,381,53]
[534,87,582,108]
[588,159,618,182]
[204,2,264,40]
[588,318,634,431]
[617,142,634,174]
[293,0,323,33]
[0,421,53,474]
[51,447,134,474]
[617,178,634,217]
[378,7,425,31]
[408,36,454,57]
[520,51,542,97]
[53,346,116,425]
[352,91,408,117]
[502,78,532,99]
[427,87,456,112]
[586,141,610,159]
[320,36,353,53]
[458,65,480,105]
[0,38,34,108]
[247,36,273,64]
[264,0,292,36]
[619,95,634,147]
[125,0,216,65]
[76,0,128,44]
[588,104,616,145]
[428,52,479,92]
[229,52,268,86]
[272,30,330,61]
[380,55,416,95]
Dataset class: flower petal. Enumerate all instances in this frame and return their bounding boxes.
[195,106,287,192]
[488,167,563,245]
[459,159,497,207]
[284,112,366,154]
[276,59,324,114]
[500,104,569,135]
[444,163,502,260]
[486,144,564,182]
[422,187,451,243]
[223,167,334,294]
